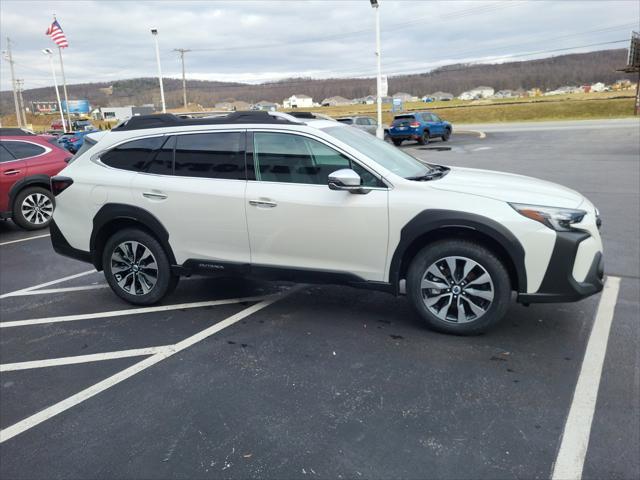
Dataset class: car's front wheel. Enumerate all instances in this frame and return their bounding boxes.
[406,240,511,335]
[442,128,451,141]
[12,186,55,230]
[102,228,179,305]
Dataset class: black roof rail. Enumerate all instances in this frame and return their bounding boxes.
[112,110,298,132]
[0,128,36,136]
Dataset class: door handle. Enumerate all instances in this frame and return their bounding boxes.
[143,191,168,200]
[249,199,277,208]
[3,169,21,175]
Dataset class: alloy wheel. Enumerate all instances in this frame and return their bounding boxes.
[21,193,53,225]
[110,241,159,295]
[420,256,494,323]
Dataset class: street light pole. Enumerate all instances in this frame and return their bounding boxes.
[174,48,191,109]
[371,0,384,139]
[43,48,66,131]
[151,28,166,113]
[4,37,23,128]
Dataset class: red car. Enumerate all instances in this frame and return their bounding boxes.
[0,129,72,230]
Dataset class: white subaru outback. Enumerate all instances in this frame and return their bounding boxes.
[50,111,604,335]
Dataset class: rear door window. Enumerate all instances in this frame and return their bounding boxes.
[145,136,175,175]
[174,132,245,180]
[3,141,46,159]
[0,143,16,162]
[101,136,164,172]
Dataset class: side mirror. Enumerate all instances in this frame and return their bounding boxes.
[328,169,370,194]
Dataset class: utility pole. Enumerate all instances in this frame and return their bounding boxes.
[4,38,23,127]
[16,79,27,127]
[151,28,166,113]
[174,48,191,109]
[370,0,384,139]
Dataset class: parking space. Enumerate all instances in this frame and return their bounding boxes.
[0,120,638,479]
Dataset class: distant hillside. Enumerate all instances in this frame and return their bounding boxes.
[0,49,633,112]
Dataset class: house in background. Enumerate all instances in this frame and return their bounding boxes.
[252,101,278,111]
[321,96,351,107]
[392,92,417,102]
[590,82,606,92]
[92,105,155,122]
[283,94,313,108]
[494,90,514,98]
[430,91,454,101]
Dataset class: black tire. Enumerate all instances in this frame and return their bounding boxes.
[417,130,430,145]
[442,128,451,142]
[392,139,403,146]
[102,228,179,305]
[12,186,55,230]
[406,240,511,335]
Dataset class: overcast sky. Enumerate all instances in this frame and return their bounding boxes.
[1,0,638,92]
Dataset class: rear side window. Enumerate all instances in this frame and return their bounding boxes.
[101,137,165,172]
[337,118,353,125]
[355,118,370,125]
[3,141,46,159]
[69,137,96,163]
[174,132,245,180]
[0,144,16,162]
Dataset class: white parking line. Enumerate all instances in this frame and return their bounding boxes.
[552,276,621,480]
[12,284,111,296]
[0,289,297,444]
[0,234,51,246]
[0,294,275,328]
[0,346,172,372]
[0,270,97,299]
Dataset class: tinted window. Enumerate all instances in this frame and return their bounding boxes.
[431,114,442,122]
[337,118,353,125]
[3,141,46,159]
[174,132,245,180]
[101,136,164,172]
[0,144,16,163]
[254,132,384,187]
[144,136,175,175]
[355,118,369,125]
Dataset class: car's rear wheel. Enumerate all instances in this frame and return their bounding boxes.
[12,186,55,230]
[417,131,430,145]
[442,128,451,141]
[406,240,511,335]
[102,228,179,305]
[392,139,403,146]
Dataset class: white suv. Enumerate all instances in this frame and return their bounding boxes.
[50,111,604,334]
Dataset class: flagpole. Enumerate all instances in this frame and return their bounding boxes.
[58,46,72,130]
[43,49,66,132]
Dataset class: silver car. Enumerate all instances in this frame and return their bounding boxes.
[336,116,379,135]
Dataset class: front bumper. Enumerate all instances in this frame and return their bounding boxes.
[517,231,604,304]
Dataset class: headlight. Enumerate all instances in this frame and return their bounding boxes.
[509,203,586,231]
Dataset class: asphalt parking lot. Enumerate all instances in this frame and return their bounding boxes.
[0,119,638,479]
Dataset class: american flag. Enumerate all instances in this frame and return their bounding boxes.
[45,19,69,48]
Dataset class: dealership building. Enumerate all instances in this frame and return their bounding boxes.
[92,105,156,122]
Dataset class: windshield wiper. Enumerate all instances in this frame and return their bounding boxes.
[406,165,449,181]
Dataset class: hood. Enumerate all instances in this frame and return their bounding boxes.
[431,166,584,208]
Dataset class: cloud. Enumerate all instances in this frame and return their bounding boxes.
[0,0,637,93]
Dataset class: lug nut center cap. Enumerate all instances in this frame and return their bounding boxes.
[452,285,462,295]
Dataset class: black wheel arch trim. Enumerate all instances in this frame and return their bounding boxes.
[388,209,527,295]
[8,174,52,207]
[90,203,177,270]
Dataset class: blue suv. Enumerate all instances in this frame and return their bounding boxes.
[388,111,452,146]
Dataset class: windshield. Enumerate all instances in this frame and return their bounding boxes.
[324,125,432,179]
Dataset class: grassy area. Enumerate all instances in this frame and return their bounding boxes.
[1,91,636,130]
[293,91,637,125]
